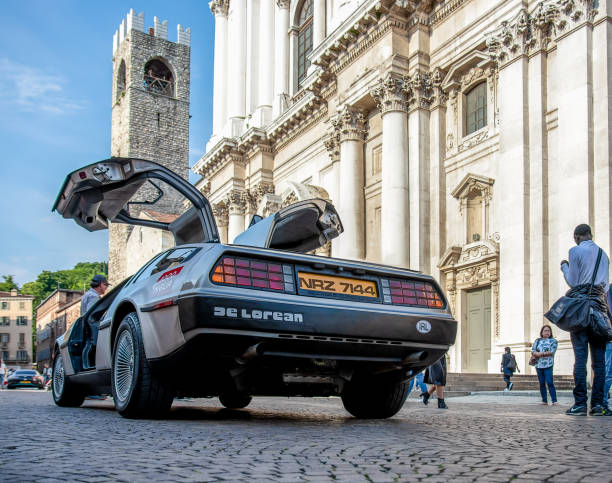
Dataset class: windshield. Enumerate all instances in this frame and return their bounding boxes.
[15,370,37,376]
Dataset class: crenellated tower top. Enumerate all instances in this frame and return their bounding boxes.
[113,8,191,54]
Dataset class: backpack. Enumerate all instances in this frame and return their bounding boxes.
[507,354,517,372]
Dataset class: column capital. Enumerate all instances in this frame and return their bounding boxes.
[276,0,290,9]
[485,8,530,66]
[405,70,434,112]
[370,74,408,114]
[324,133,340,162]
[242,182,275,212]
[212,202,229,227]
[225,189,247,215]
[209,0,229,17]
[331,106,367,143]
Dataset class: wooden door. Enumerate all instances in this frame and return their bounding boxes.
[466,287,491,373]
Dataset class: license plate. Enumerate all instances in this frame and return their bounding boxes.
[298,272,378,298]
[21,380,31,384]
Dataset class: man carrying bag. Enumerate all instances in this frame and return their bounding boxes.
[546,224,611,416]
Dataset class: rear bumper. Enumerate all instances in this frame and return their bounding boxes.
[174,293,456,361]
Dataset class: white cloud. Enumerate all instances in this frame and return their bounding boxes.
[0,58,86,114]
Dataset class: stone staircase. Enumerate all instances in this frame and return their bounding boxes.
[444,372,575,393]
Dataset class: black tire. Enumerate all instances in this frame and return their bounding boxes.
[219,392,252,409]
[111,312,174,418]
[341,377,409,419]
[52,350,85,407]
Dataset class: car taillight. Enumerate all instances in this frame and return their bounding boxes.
[211,256,295,293]
[380,278,444,309]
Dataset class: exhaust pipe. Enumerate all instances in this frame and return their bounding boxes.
[236,343,261,365]
[403,351,426,363]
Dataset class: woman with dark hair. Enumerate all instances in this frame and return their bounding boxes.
[532,324,558,405]
[422,356,448,409]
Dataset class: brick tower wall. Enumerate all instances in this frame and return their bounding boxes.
[108,11,191,284]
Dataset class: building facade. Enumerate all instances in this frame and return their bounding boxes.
[108,10,192,283]
[0,290,35,369]
[35,289,83,371]
[195,0,611,374]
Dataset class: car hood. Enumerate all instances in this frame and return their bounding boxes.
[52,157,219,244]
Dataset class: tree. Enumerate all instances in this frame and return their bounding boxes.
[0,275,19,292]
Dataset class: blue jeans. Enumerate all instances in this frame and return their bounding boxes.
[570,329,607,408]
[604,342,612,408]
[408,372,428,394]
[536,366,557,403]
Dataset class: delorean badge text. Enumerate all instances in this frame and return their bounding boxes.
[213,306,303,323]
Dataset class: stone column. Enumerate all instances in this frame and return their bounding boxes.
[313,0,326,48]
[226,191,246,243]
[332,106,367,260]
[527,10,551,342]
[429,69,447,278]
[406,71,433,272]
[274,1,290,116]
[245,0,260,121]
[226,0,247,137]
[210,1,229,139]
[255,0,275,126]
[371,75,410,268]
[592,3,612,251]
[487,10,530,345]
[324,133,341,258]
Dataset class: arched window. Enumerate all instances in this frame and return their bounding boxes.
[143,59,174,97]
[116,60,126,101]
[297,0,313,89]
[465,82,487,135]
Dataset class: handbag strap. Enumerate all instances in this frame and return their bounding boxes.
[589,248,603,295]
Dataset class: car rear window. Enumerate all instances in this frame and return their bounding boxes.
[15,370,36,375]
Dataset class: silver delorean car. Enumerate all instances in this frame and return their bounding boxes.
[51,158,457,419]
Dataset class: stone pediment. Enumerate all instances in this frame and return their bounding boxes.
[438,240,499,271]
[451,173,495,200]
[442,51,493,91]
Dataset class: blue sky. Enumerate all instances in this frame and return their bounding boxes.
[0,1,214,286]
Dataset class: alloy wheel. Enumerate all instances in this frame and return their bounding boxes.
[53,354,65,396]
[114,330,135,402]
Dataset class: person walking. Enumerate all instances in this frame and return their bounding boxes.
[408,371,428,397]
[531,325,558,405]
[500,347,520,391]
[422,356,448,409]
[560,224,610,416]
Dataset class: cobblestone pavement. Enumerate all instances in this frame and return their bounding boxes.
[1,390,610,483]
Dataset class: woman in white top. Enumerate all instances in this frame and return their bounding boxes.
[532,324,558,405]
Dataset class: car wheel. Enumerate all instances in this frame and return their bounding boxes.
[111,312,174,418]
[52,351,85,407]
[219,392,252,409]
[341,377,409,419]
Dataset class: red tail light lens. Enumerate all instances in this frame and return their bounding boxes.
[381,278,444,309]
[211,256,295,293]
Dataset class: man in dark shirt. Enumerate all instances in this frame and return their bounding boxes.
[561,224,610,416]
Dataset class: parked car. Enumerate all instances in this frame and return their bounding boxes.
[51,158,457,419]
[7,370,44,389]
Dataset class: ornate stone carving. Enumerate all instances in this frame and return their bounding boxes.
[458,130,489,152]
[276,0,290,9]
[243,182,275,212]
[446,133,454,151]
[487,1,598,63]
[492,280,500,339]
[431,67,448,108]
[198,179,211,197]
[486,8,530,65]
[324,133,340,162]
[225,190,246,216]
[530,2,560,51]
[331,106,367,143]
[405,70,434,111]
[281,191,299,208]
[209,0,229,17]
[370,74,408,114]
[258,193,282,218]
[212,202,228,228]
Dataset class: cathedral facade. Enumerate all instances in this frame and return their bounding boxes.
[196,0,611,374]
